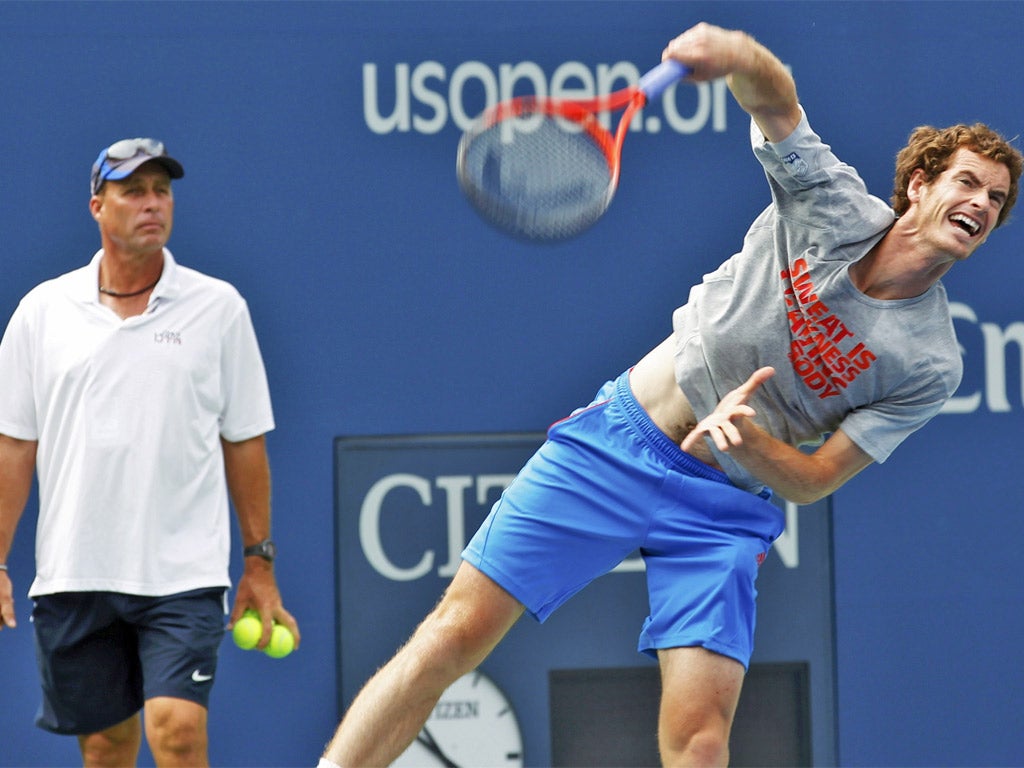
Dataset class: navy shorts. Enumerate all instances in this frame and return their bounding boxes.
[463,371,784,668]
[31,588,226,734]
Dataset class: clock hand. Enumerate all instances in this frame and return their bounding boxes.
[416,726,460,768]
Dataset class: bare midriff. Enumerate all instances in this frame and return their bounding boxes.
[629,334,721,470]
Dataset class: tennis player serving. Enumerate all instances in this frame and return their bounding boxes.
[321,21,1021,767]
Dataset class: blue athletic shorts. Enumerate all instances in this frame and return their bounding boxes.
[31,588,227,734]
[462,370,784,668]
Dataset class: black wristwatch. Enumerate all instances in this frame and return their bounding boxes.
[243,538,277,562]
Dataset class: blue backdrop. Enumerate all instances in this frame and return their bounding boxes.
[1,2,1022,766]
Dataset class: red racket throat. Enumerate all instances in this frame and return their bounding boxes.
[477,96,623,170]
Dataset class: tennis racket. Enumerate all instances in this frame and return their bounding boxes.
[456,59,690,242]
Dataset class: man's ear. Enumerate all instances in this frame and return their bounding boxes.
[906,168,927,205]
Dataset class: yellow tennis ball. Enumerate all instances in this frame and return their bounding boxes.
[232,610,262,651]
[264,623,295,659]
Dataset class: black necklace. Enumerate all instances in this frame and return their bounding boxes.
[98,278,160,298]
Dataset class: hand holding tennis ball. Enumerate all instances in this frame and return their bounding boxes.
[232,609,263,650]
[232,609,295,658]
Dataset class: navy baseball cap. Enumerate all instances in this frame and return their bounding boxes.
[90,138,184,195]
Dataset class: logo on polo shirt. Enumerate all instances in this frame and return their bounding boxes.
[154,330,182,345]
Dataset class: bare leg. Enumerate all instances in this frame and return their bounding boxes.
[78,713,142,768]
[657,646,745,767]
[144,697,209,767]
[323,562,525,767]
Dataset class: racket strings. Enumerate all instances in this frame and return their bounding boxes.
[458,108,617,241]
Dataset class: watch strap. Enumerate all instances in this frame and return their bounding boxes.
[243,538,277,562]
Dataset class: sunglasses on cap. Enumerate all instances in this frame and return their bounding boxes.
[90,138,184,195]
[105,138,167,162]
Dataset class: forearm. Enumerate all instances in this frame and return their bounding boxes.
[663,23,800,143]
[0,435,36,629]
[0,435,37,563]
[724,32,800,142]
[728,422,873,504]
[222,434,278,598]
[680,369,874,503]
[221,434,272,549]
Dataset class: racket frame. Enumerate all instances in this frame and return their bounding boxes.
[456,59,690,241]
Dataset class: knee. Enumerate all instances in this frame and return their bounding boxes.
[656,647,743,767]
[145,700,208,766]
[402,605,485,680]
[405,579,521,678]
[149,715,201,749]
[659,720,730,767]
[78,716,142,768]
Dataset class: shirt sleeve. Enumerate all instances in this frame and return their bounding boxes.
[751,107,896,249]
[838,354,962,463]
[0,300,39,441]
[218,298,275,442]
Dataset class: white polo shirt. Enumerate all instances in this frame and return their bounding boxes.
[0,249,275,597]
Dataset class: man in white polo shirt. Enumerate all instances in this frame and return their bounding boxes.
[0,138,299,767]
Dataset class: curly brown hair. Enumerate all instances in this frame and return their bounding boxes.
[891,123,1023,228]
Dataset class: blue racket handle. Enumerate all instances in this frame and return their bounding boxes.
[637,59,691,98]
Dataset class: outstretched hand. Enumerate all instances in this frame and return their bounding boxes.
[681,367,775,454]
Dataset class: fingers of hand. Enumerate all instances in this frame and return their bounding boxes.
[703,418,740,451]
[250,607,301,647]
[736,366,776,398]
[689,405,755,453]
[662,22,735,80]
[0,576,16,628]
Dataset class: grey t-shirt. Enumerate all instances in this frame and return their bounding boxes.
[672,109,962,494]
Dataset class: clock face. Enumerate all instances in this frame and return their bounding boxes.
[392,668,524,767]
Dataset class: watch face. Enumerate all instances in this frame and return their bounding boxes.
[246,540,276,560]
[392,669,524,767]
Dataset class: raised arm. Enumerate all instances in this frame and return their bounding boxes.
[662,22,801,144]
